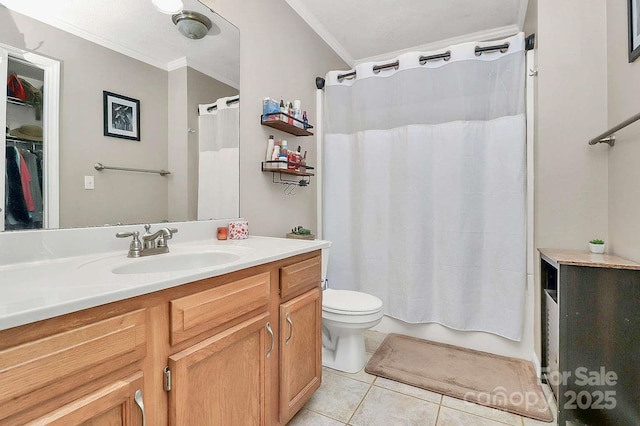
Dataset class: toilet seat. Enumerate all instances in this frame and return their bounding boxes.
[322,289,383,315]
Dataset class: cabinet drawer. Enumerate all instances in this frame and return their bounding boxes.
[170,272,270,345]
[0,309,147,420]
[280,256,321,299]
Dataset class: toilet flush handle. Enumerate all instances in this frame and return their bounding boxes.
[285,313,294,345]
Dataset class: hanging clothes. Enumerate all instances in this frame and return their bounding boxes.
[21,149,43,223]
[18,150,35,212]
[5,146,31,225]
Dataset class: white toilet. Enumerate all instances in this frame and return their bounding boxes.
[321,249,383,373]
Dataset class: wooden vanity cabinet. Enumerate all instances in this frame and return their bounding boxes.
[278,287,322,423]
[277,256,323,425]
[0,309,148,425]
[0,250,323,426]
[28,372,145,426]
[167,272,273,426]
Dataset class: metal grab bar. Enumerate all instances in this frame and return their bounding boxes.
[94,162,171,176]
[588,111,640,147]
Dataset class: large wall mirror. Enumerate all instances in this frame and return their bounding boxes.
[0,0,239,232]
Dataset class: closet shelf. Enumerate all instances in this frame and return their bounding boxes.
[6,135,42,145]
[261,113,314,136]
[7,96,33,108]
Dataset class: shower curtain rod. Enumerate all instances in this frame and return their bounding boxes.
[337,41,511,82]
[207,96,240,112]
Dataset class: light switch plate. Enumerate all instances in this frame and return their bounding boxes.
[84,175,94,190]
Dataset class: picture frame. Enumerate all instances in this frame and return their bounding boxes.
[629,0,640,62]
[103,91,140,141]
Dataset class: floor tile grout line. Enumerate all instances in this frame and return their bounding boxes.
[434,401,443,426]
[370,380,442,406]
[345,379,376,425]
[303,407,350,425]
[439,404,522,426]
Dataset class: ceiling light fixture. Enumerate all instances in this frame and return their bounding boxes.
[152,0,183,15]
[172,11,212,40]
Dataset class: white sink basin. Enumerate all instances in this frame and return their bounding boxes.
[111,251,241,274]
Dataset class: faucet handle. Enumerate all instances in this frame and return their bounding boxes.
[157,228,178,248]
[116,230,139,239]
[116,231,142,258]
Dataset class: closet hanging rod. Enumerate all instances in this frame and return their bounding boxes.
[94,162,171,176]
[588,111,640,147]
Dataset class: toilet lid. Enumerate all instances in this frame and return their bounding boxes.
[323,289,383,315]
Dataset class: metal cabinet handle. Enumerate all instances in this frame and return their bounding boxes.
[134,389,146,426]
[285,313,294,345]
[266,322,274,358]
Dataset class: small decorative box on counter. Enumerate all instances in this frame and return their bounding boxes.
[228,220,249,239]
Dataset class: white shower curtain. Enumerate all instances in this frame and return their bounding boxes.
[197,96,239,220]
[323,33,526,341]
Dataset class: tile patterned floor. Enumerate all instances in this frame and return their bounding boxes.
[288,331,558,426]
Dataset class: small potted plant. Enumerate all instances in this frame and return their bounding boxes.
[589,239,605,254]
[286,226,315,240]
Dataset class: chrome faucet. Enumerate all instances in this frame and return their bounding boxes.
[116,224,178,258]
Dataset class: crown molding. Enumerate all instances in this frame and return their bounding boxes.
[284,0,355,67]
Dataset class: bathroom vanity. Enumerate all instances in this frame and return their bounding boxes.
[0,230,327,425]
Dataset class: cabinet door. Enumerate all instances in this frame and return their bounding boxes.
[27,372,144,426]
[168,312,271,426]
[279,287,322,423]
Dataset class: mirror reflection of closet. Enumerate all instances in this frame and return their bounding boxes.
[1,46,60,232]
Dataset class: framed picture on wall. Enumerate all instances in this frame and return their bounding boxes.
[103,91,140,141]
[629,0,640,62]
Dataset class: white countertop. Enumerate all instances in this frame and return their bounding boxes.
[0,236,330,331]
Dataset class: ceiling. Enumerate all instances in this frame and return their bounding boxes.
[0,0,240,88]
[285,0,529,66]
[1,0,529,82]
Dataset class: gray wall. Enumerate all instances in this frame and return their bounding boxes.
[531,0,608,362]
[607,1,640,263]
[207,0,348,238]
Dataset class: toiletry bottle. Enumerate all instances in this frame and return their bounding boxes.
[288,101,294,125]
[280,98,286,122]
[281,140,288,157]
[265,135,275,162]
[279,152,288,169]
[270,141,281,164]
[302,111,308,129]
[293,100,302,128]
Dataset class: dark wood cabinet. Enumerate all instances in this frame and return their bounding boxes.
[539,249,640,425]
